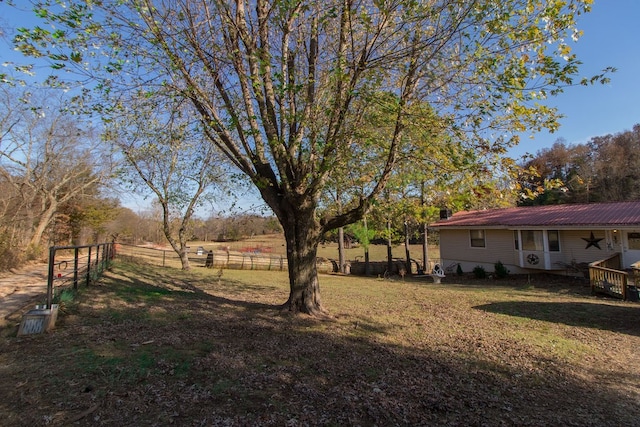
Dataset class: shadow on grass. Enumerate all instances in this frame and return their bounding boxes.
[98,264,392,338]
[432,273,592,294]
[2,262,639,426]
[97,262,282,313]
[475,301,640,336]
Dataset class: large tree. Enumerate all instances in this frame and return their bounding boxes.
[108,91,228,270]
[10,0,610,315]
[0,85,110,259]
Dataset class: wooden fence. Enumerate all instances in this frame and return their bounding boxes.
[588,253,633,300]
[115,244,335,273]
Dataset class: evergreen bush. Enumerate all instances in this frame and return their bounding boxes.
[494,261,510,279]
[473,265,487,279]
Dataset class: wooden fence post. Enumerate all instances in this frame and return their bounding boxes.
[86,246,93,287]
[46,247,56,309]
[73,247,79,290]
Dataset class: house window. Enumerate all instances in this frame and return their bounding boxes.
[470,229,485,248]
[514,231,519,250]
[629,232,640,250]
[548,230,560,252]
[522,230,543,251]
[520,230,559,252]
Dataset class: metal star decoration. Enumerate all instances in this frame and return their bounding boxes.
[582,232,603,250]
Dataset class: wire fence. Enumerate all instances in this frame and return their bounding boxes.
[46,242,115,308]
[114,244,444,277]
[115,243,295,271]
[46,243,442,300]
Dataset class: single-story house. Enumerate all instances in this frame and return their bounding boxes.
[432,201,640,276]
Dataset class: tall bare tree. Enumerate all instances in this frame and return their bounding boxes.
[107,91,228,270]
[0,85,109,260]
[10,0,610,314]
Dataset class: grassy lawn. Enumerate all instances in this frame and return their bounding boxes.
[1,260,639,426]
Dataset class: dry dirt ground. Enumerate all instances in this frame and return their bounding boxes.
[0,263,50,327]
[1,263,639,426]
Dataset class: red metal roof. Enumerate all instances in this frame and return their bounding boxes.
[433,201,640,228]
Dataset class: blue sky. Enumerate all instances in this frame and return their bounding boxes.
[2,2,638,167]
[510,0,640,158]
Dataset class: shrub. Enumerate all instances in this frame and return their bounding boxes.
[25,243,44,261]
[494,261,510,279]
[456,263,464,276]
[0,229,23,271]
[473,265,486,279]
[53,288,78,314]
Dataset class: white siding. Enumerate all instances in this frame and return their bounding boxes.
[560,230,614,264]
[440,229,522,274]
[440,228,619,275]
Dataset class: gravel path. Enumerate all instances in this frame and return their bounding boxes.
[0,264,49,326]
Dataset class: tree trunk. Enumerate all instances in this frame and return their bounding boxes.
[161,206,191,270]
[178,249,190,270]
[363,215,371,276]
[364,249,370,276]
[404,220,411,275]
[422,222,429,274]
[280,206,325,316]
[338,226,346,273]
[420,183,429,274]
[177,225,191,271]
[386,218,393,273]
[28,198,57,253]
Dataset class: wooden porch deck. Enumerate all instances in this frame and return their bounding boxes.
[589,253,640,301]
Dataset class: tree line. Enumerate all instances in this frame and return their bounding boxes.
[111,210,282,246]
[0,82,280,270]
[0,87,107,269]
[517,125,640,205]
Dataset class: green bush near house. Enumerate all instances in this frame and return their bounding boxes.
[473,265,487,279]
[494,261,510,279]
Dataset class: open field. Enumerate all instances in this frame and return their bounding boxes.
[1,260,639,426]
[126,234,441,275]
[186,234,440,263]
